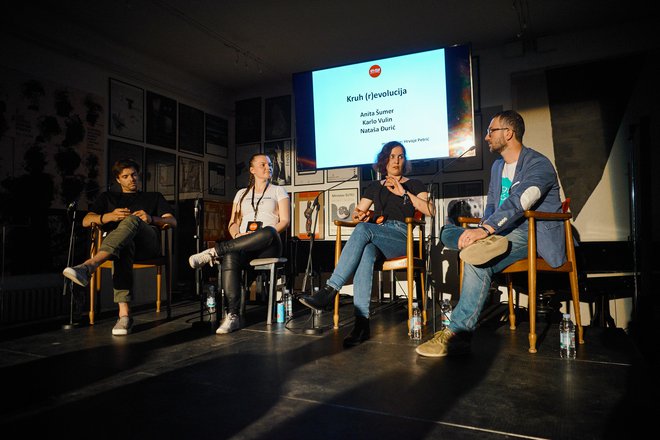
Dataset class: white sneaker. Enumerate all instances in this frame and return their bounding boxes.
[188,248,218,269]
[216,313,240,334]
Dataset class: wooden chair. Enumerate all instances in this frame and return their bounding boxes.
[458,199,584,353]
[332,211,427,334]
[88,224,173,325]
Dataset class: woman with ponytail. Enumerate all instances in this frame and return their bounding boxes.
[188,154,290,334]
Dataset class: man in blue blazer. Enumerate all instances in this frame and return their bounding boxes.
[417,110,564,357]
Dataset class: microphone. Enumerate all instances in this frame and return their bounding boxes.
[427,145,477,194]
[67,200,78,211]
[194,198,200,218]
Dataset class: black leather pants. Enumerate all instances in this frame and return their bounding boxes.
[218,226,282,314]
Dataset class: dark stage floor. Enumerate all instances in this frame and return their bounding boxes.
[0,296,657,439]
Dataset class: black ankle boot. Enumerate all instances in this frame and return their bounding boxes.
[343,316,370,347]
[298,284,338,310]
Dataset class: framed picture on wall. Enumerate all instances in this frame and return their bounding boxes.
[145,148,176,201]
[109,78,144,142]
[206,113,228,157]
[107,139,144,192]
[409,159,438,176]
[265,95,291,140]
[208,161,226,196]
[328,188,358,237]
[179,156,203,200]
[235,143,261,189]
[235,97,261,144]
[146,91,177,149]
[264,139,292,186]
[295,169,324,186]
[326,167,358,183]
[204,200,233,243]
[178,103,204,156]
[441,180,484,226]
[294,191,324,240]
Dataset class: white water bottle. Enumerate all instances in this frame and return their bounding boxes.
[440,299,452,329]
[559,313,576,359]
[284,288,293,319]
[410,302,422,340]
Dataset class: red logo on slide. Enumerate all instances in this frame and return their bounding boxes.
[369,65,381,78]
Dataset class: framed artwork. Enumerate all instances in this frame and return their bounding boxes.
[295,169,324,186]
[328,188,359,237]
[146,91,177,149]
[107,140,144,192]
[204,200,233,243]
[145,148,176,201]
[178,156,203,200]
[264,139,292,186]
[109,78,144,142]
[442,144,482,173]
[409,159,438,176]
[327,167,358,183]
[206,113,228,157]
[235,97,261,145]
[208,161,226,196]
[235,143,261,188]
[294,191,324,240]
[178,103,204,156]
[265,95,291,140]
[441,180,485,226]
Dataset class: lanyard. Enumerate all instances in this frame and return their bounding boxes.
[251,182,269,221]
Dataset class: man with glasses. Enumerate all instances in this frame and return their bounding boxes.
[416,110,565,357]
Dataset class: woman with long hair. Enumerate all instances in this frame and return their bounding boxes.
[298,141,434,347]
[188,154,290,334]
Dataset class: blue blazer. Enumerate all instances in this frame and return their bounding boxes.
[482,146,566,268]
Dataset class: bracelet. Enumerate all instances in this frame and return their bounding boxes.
[478,225,491,236]
[99,213,104,225]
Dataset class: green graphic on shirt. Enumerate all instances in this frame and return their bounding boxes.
[500,177,512,206]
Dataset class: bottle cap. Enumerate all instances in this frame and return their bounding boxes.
[563,313,570,319]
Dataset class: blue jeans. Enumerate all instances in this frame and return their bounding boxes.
[441,224,528,333]
[327,221,408,318]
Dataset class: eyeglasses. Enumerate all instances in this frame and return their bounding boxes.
[486,127,510,135]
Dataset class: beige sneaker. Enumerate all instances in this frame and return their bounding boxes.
[459,235,508,265]
[415,328,471,357]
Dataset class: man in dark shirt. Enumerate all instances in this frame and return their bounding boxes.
[63,159,177,335]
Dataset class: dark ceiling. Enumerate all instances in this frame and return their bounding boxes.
[7,0,654,93]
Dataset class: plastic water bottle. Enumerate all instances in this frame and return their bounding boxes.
[206,285,217,320]
[440,298,452,329]
[410,302,422,340]
[559,313,576,359]
[284,288,293,319]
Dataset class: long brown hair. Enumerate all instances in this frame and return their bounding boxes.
[233,153,271,225]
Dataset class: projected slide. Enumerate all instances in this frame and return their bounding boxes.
[312,49,449,169]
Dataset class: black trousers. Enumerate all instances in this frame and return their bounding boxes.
[217,226,282,314]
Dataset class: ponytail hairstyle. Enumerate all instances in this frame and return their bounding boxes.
[233,153,271,226]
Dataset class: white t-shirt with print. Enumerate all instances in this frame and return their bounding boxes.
[233,184,288,232]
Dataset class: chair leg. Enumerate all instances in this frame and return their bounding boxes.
[266,264,276,325]
[156,267,162,313]
[89,270,97,325]
[528,268,538,354]
[507,274,516,330]
[333,293,340,329]
[407,265,414,335]
[568,270,584,344]
[420,270,427,326]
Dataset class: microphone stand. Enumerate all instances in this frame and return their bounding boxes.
[300,173,358,334]
[192,197,212,329]
[62,201,79,330]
